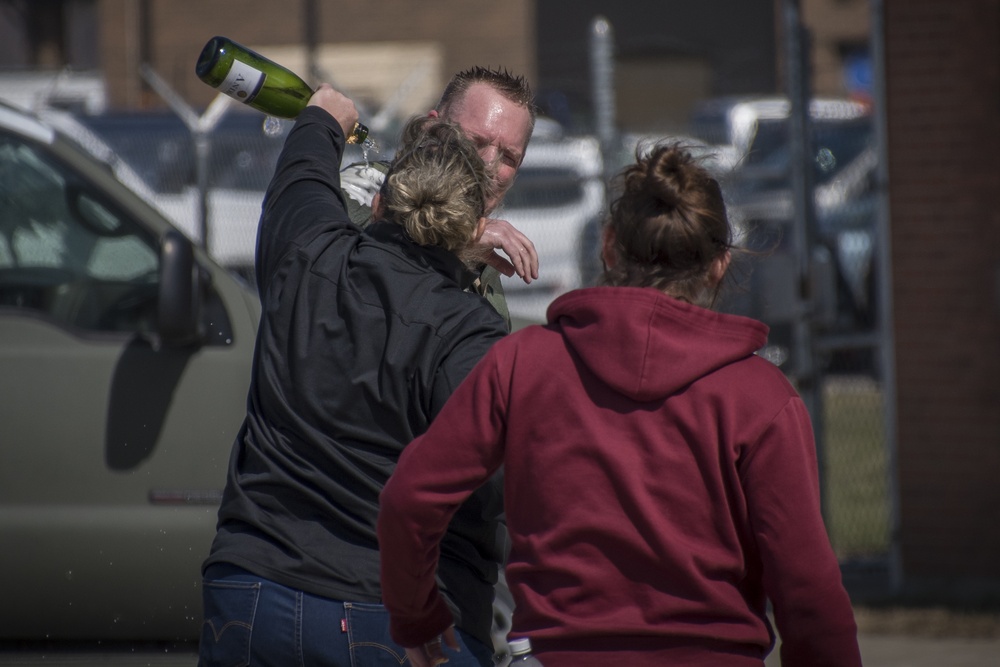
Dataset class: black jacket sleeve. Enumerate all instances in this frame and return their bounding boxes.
[255,107,356,291]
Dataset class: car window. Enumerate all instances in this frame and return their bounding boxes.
[743,117,873,185]
[0,131,160,333]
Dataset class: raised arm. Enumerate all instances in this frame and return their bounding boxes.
[255,85,360,288]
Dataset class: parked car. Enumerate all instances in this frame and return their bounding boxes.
[716,105,879,374]
[0,99,260,640]
[689,95,870,164]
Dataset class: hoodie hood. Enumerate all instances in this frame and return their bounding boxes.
[546,287,769,402]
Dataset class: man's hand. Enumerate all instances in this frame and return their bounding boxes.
[474,217,539,284]
[404,627,461,667]
[307,84,360,142]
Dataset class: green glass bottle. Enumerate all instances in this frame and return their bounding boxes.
[195,35,369,144]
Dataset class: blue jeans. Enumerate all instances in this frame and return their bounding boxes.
[198,564,493,667]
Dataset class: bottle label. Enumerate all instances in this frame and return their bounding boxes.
[219,60,266,104]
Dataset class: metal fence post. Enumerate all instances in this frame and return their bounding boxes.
[590,16,617,184]
[869,0,902,595]
[783,0,826,515]
[139,63,231,253]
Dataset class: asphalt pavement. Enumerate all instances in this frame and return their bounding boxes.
[767,633,1000,666]
[3,632,1000,666]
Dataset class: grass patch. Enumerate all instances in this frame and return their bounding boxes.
[820,376,890,558]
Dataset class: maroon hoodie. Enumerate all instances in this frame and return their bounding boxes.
[379,286,862,667]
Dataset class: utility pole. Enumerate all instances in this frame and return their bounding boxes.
[140,64,231,253]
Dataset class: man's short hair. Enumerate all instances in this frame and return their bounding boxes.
[436,66,537,129]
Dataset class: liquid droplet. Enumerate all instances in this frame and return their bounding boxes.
[361,138,379,168]
[262,116,284,137]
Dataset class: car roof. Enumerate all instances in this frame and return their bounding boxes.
[0,99,57,144]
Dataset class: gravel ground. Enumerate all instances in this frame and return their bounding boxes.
[854,604,1000,638]
[3,605,999,666]
[763,605,1000,667]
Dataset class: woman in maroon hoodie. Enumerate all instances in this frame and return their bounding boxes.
[377,143,862,667]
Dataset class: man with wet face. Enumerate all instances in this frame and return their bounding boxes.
[342,66,539,329]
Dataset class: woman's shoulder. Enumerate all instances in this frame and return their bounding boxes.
[705,353,803,424]
[482,320,567,367]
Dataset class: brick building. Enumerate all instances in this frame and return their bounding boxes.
[98,0,536,117]
[881,0,1000,599]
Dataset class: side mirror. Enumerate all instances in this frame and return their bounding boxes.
[158,229,204,347]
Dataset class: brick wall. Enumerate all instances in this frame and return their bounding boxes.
[98,0,535,111]
[884,0,1000,591]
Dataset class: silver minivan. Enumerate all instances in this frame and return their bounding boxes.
[0,100,260,641]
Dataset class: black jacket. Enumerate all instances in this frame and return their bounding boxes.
[206,107,508,645]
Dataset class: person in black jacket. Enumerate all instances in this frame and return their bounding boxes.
[198,85,507,667]
[340,67,539,665]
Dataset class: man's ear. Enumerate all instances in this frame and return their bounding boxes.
[601,225,617,269]
[371,192,384,220]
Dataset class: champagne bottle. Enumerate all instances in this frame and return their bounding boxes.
[195,35,369,144]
